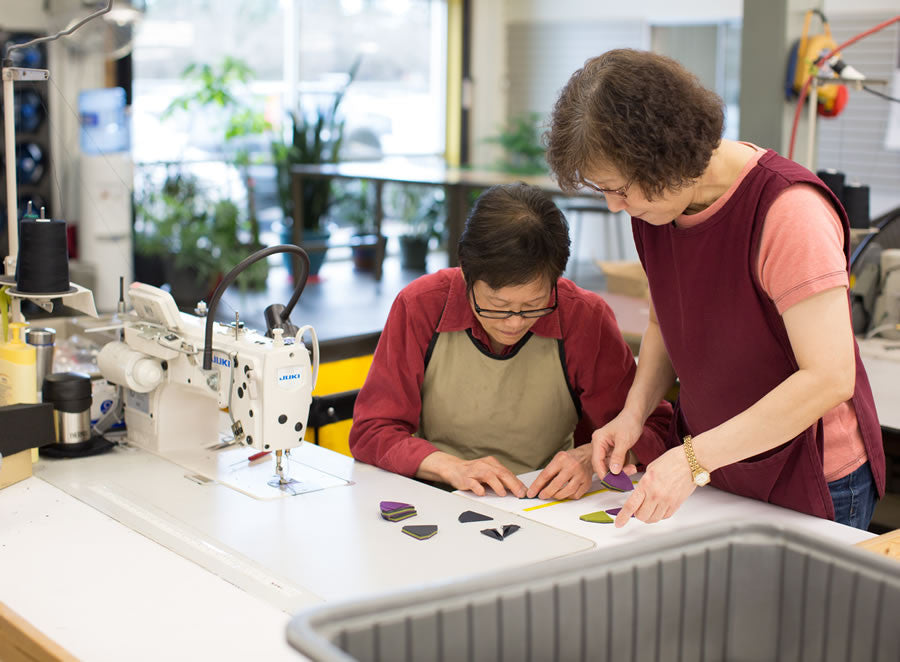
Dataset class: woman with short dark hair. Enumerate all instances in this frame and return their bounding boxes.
[546,49,885,529]
[350,182,671,499]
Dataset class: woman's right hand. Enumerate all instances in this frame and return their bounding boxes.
[591,410,644,478]
[418,452,527,498]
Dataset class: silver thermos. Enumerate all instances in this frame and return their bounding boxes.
[25,327,55,396]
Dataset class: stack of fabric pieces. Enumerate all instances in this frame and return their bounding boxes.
[380,500,417,522]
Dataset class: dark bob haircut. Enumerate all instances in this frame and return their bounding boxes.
[546,49,725,200]
[457,183,570,292]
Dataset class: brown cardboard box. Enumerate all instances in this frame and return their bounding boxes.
[596,260,650,300]
[0,450,33,490]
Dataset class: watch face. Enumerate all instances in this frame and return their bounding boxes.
[694,471,711,486]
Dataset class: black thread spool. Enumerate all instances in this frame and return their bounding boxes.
[842,183,871,229]
[15,218,70,293]
[816,169,845,201]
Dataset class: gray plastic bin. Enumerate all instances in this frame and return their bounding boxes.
[287,522,900,662]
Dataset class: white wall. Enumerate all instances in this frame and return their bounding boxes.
[825,0,900,14]
[0,4,48,32]
[470,0,509,169]
[469,0,747,169]
[503,0,743,23]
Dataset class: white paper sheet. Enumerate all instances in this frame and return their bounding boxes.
[456,470,874,549]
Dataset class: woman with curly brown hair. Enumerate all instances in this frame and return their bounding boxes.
[546,49,885,530]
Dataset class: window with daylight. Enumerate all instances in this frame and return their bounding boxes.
[131,0,447,166]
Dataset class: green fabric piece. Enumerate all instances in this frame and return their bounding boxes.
[579,510,614,524]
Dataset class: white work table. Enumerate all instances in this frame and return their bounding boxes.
[3,442,592,661]
[858,337,900,431]
[2,441,875,661]
[0,477,295,662]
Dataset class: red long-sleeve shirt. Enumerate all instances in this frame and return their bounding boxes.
[349,268,672,476]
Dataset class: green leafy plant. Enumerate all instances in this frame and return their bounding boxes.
[135,169,265,300]
[389,184,445,243]
[164,56,270,252]
[272,56,361,233]
[330,179,376,235]
[148,57,272,291]
[134,170,220,285]
[485,112,548,175]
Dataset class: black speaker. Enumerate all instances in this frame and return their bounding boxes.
[0,31,53,263]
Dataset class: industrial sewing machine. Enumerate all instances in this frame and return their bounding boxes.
[95,246,335,495]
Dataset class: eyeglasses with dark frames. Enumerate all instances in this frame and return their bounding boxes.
[471,285,558,320]
[581,178,630,199]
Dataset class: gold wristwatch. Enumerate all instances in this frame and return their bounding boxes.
[683,435,710,486]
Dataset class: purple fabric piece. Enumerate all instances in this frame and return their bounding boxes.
[380,500,413,513]
[600,472,634,492]
[604,507,634,518]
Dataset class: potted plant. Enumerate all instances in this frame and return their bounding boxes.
[485,111,548,175]
[271,57,361,277]
[161,56,271,289]
[390,184,445,271]
[134,169,222,307]
[330,178,381,272]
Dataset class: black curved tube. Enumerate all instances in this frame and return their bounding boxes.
[849,205,900,268]
[202,244,310,370]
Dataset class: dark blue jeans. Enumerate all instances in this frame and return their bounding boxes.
[828,462,878,530]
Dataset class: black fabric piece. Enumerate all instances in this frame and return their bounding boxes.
[458,510,493,523]
[481,523,522,541]
[401,524,437,540]
[480,528,504,541]
[464,328,534,360]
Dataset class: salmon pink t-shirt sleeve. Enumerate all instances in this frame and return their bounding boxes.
[757,183,848,314]
[757,182,866,481]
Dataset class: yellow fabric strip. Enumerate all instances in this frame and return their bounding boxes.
[521,478,638,511]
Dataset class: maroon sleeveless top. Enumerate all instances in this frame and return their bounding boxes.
[633,149,885,519]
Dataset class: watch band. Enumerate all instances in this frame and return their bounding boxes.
[683,434,701,473]
[683,434,711,486]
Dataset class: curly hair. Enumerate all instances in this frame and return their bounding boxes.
[458,183,570,291]
[546,49,725,200]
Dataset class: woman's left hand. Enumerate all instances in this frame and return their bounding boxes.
[526,447,593,500]
[615,445,697,526]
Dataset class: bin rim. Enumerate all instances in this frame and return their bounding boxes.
[286,520,900,661]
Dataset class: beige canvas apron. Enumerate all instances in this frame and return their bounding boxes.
[420,330,579,475]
